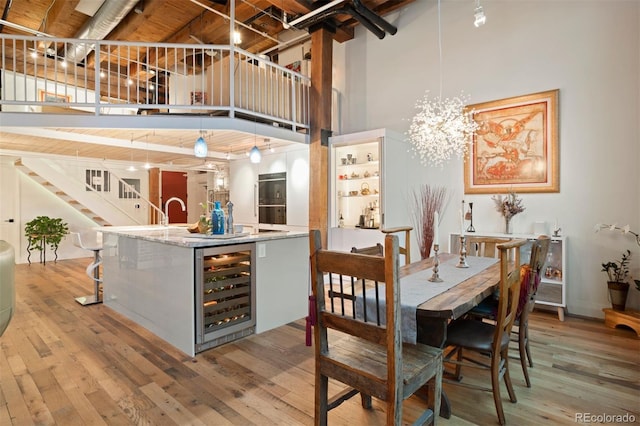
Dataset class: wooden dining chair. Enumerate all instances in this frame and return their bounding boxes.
[443,238,526,425]
[466,235,551,388]
[465,236,512,258]
[513,235,551,387]
[381,226,413,265]
[309,229,442,425]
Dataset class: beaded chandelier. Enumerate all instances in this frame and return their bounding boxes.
[408,92,478,167]
[407,0,479,167]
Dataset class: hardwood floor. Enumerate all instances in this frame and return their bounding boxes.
[1,258,639,425]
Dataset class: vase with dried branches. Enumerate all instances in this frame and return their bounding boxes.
[411,185,449,259]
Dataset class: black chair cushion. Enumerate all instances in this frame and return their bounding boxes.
[446,319,510,352]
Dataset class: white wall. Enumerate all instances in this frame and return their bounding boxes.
[2,154,155,263]
[333,0,640,318]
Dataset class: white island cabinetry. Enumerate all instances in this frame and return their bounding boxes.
[101,227,309,356]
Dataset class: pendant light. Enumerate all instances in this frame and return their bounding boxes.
[249,145,261,163]
[194,130,208,158]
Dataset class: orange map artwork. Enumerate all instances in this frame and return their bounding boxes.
[472,102,547,185]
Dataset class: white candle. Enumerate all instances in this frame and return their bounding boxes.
[433,211,439,246]
[459,208,465,237]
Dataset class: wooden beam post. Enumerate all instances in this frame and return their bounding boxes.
[308,26,334,248]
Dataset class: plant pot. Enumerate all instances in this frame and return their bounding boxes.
[607,281,629,311]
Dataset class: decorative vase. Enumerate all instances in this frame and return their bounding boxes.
[504,217,512,234]
[607,281,629,311]
[197,216,209,234]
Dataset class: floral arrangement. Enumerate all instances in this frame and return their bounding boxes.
[594,223,640,246]
[491,192,525,219]
[411,184,449,259]
[407,91,479,167]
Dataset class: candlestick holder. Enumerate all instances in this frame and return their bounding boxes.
[428,244,444,282]
[466,202,475,233]
[456,235,469,268]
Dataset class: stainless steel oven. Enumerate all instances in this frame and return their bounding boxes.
[258,172,286,225]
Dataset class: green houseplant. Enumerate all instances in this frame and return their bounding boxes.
[24,216,69,261]
[601,249,631,311]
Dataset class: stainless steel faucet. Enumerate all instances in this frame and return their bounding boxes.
[164,197,186,225]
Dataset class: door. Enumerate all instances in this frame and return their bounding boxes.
[161,171,188,224]
[0,158,20,252]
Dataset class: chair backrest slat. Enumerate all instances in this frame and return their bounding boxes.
[310,229,401,356]
[494,239,527,348]
[466,236,512,258]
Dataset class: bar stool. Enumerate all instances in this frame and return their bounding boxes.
[72,231,103,305]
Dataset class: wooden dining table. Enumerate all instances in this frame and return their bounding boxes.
[400,253,502,348]
[399,253,503,418]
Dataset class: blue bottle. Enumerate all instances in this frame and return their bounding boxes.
[211,201,225,235]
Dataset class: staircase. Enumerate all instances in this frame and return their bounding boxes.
[14,159,110,226]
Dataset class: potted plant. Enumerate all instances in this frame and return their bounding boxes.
[601,249,632,311]
[24,216,69,263]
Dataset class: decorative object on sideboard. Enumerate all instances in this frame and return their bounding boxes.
[465,201,475,232]
[411,184,449,259]
[491,192,525,234]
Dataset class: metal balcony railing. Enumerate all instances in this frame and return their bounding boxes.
[0,34,310,133]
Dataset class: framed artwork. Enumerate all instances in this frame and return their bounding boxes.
[39,90,71,103]
[285,60,301,73]
[190,91,206,105]
[464,89,559,194]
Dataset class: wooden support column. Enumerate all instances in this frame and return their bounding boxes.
[149,167,161,224]
[309,26,334,248]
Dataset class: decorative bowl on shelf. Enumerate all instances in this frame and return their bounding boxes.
[349,190,359,196]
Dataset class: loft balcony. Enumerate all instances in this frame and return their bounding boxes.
[0,34,310,166]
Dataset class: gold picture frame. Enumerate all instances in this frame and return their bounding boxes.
[464,89,559,194]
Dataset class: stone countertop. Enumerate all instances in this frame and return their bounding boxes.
[99,225,308,248]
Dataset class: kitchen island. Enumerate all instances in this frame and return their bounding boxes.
[100,226,309,356]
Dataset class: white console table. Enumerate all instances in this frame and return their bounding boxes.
[449,232,566,321]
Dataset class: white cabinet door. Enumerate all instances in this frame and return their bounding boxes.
[229,159,259,225]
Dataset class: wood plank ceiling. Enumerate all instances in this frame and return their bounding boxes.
[0,0,415,169]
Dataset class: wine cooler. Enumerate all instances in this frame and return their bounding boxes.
[195,243,256,353]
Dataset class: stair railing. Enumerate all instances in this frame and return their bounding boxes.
[101,165,166,225]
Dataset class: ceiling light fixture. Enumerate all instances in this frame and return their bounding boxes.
[249,145,261,163]
[144,137,151,169]
[194,130,208,158]
[233,30,242,45]
[407,0,479,167]
[266,138,274,152]
[474,0,486,27]
[128,135,137,171]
